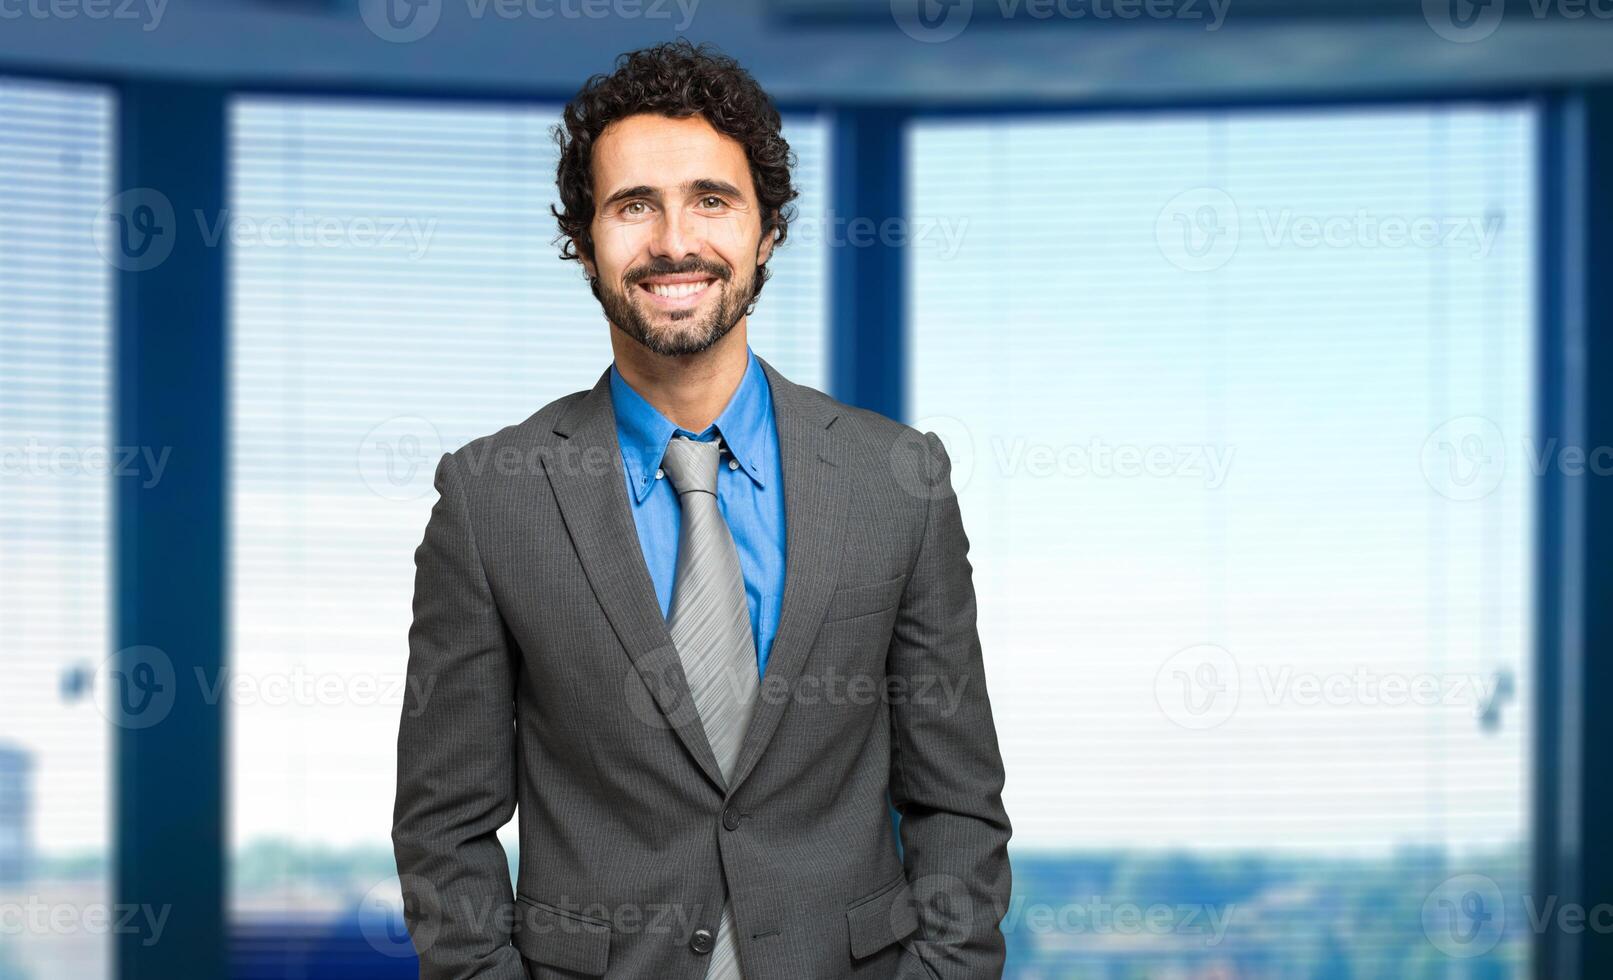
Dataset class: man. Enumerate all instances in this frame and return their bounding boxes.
[392,39,1012,980]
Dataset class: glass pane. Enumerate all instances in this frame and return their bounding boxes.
[0,76,115,980]
[909,105,1534,975]
[226,96,829,946]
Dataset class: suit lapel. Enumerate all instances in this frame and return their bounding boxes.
[726,356,850,795]
[543,354,850,800]
[544,366,727,792]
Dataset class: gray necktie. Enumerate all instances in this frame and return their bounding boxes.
[660,434,757,980]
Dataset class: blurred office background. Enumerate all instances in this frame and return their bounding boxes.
[2,1,1611,977]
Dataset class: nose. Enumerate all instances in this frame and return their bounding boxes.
[649,205,701,264]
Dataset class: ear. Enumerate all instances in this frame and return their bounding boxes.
[580,253,597,280]
[756,227,776,267]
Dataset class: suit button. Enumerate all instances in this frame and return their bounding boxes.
[689,927,714,954]
[722,806,741,831]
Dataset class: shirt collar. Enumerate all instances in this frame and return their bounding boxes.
[609,345,774,503]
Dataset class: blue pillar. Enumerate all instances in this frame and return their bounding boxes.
[113,81,228,980]
[828,107,908,421]
[1536,86,1613,980]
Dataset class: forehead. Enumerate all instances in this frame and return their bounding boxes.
[592,113,754,196]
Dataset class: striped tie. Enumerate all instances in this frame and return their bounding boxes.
[660,434,758,980]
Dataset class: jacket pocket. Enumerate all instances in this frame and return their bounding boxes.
[513,895,612,976]
[845,872,920,959]
[822,573,906,624]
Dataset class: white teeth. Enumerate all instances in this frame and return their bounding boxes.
[646,280,711,299]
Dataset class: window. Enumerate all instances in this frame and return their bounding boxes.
[909,105,1534,974]
[0,76,115,980]
[226,97,829,927]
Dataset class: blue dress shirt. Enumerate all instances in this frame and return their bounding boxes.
[609,346,787,677]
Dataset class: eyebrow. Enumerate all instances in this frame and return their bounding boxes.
[599,178,747,211]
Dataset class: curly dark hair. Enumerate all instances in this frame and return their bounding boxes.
[550,39,798,312]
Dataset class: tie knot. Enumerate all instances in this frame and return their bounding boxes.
[660,435,722,496]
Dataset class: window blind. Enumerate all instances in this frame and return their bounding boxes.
[227,96,828,916]
[909,105,1534,974]
[0,75,114,979]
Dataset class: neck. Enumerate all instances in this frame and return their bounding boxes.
[610,321,750,434]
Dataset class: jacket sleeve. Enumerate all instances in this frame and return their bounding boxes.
[887,430,1015,979]
[392,451,526,980]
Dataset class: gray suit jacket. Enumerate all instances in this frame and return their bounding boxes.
[392,355,1012,980]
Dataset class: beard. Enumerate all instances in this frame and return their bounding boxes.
[596,256,755,358]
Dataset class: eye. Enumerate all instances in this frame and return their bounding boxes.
[621,200,651,216]
[698,195,727,210]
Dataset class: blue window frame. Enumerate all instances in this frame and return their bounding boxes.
[1,67,1603,980]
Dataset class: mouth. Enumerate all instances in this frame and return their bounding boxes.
[636,275,720,310]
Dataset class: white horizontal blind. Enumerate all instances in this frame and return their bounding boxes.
[0,76,113,979]
[910,106,1533,971]
[751,117,828,388]
[227,97,827,915]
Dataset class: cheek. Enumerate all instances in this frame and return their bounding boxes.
[592,222,647,273]
[703,214,760,258]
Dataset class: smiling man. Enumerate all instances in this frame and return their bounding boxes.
[392,40,1012,980]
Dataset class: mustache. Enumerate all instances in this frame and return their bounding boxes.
[624,259,731,287]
